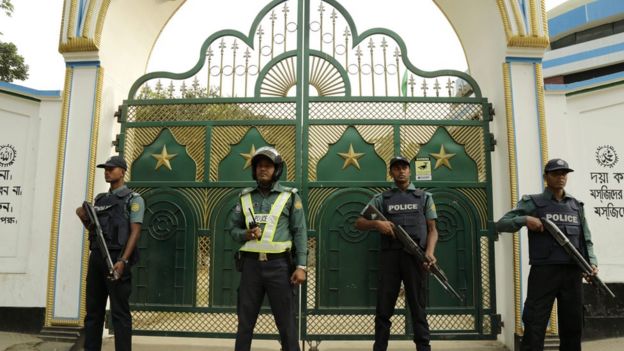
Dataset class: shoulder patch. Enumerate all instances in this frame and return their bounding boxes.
[294,199,303,209]
[131,202,141,212]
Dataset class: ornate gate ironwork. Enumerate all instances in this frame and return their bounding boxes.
[118,0,498,342]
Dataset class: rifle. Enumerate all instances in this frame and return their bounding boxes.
[362,204,463,302]
[82,201,120,281]
[541,217,615,298]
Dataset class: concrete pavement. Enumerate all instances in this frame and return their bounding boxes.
[2,331,624,350]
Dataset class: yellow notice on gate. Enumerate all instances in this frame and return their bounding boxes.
[415,158,432,181]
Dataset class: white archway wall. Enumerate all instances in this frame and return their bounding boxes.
[47,0,186,327]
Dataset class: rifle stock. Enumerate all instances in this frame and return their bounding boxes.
[541,217,615,298]
[362,204,463,302]
[83,201,119,281]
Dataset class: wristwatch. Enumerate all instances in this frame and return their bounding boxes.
[117,257,129,265]
[296,265,307,272]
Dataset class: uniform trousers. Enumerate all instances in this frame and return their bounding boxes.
[521,264,583,351]
[374,249,430,351]
[235,256,299,351]
[84,249,132,351]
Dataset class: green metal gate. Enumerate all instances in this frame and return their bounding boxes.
[118,0,498,342]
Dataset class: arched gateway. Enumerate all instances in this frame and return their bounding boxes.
[116,0,497,342]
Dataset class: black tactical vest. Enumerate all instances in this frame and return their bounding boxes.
[92,187,134,250]
[381,188,428,250]
[528,193,585,265]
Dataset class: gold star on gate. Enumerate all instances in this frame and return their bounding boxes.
[239,144,256,169]
[151,145,178,170]
[338,144,365,170]
[429,145,456,170]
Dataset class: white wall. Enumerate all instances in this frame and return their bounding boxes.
[546,84,624,283]
[0,89,62,306]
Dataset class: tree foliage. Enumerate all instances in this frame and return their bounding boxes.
[0,0,29,82]
[1,0,13,17]
[0,41,29,82]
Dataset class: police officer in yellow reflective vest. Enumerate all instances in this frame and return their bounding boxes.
[227,146,307,351]
[496,159,598,351]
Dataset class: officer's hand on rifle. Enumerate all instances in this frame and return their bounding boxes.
[111,261,124,281]
[75,206,94,231]
[424,250,437,271]
[376,220,396,238]
[583,265,599,283]
[526,216,544,232]
[245,227,262,241]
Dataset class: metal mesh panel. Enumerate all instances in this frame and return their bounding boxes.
[480,236,491,309]
[482,314,491,335]
[306,314,404,335]
[196,236,210,307]
[428,314,475,331]
[308,102,483,121]
[132,311,278,334]
[307,237,317,309]
[126,102,296,122]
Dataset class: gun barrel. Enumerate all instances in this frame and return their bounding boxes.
[541,217,615,298]
[363,204,463,302]
[83,201,119,281]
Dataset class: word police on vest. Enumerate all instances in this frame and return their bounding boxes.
[254,214,269,223]
[545,213,579,224]
[387,203,419,213]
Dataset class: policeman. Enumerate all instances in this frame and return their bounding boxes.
[355,156,438,351]
[496,158,598,351]
[227,146,307,351]
[76,155,144,351]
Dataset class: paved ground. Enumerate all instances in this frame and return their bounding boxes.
[2,331,623,350]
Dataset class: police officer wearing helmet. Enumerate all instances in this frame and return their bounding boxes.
[75,155,144,351]
[355,156,438,351]
[496,158,598,351]
[227,146,307,351]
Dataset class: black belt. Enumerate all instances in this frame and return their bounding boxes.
[241,251,289,261]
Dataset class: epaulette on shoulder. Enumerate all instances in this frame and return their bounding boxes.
[282,186,298,193]
[240,187,254,195]
[521,195,532,202]
[129,192,142,200]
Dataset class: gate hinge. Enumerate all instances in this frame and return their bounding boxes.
[492,313,503,335]
[114,105,123,123]
[487,103,495,121]
[113,134,121,153]
[487,133,497,152]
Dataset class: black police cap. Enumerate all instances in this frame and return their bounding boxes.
[97,155,128,170]
[544,158,573,173]
[389,156,410,168]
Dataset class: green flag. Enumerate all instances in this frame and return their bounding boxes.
[401,69,408,97]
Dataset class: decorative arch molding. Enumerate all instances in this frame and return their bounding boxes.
[495,0,549,48]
